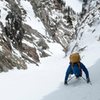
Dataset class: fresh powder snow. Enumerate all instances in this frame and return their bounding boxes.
[63,0,83,13]
[20,0,46,35]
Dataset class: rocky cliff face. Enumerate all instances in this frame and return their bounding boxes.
[0,0,80,72]
[66,0,100,56]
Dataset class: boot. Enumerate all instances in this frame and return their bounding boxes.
[87,78,90,83]
[64,80,68,85]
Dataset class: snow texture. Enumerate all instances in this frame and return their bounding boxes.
[0,0,100,100]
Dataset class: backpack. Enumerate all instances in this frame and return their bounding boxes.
[69,53,82,77]
[69,53,80,63]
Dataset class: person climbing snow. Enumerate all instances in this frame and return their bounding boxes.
[64,53,90,85]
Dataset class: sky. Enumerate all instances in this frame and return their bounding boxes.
[0,0,100,100]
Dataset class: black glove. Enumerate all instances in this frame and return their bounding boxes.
[87,78,90,83]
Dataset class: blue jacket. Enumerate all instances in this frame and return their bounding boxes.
[65,62,89,81]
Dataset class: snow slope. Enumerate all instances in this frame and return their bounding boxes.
[42,60,100,100]
[63,0,83,13]
[0,0,100,100]
[0,1,10,26]
[20,0,46,35]
[0,43,100,100]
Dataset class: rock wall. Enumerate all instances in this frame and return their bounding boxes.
[0,0,79,72]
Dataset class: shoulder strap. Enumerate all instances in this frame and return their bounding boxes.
[77,62,81,69]
[71,62,81,69]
